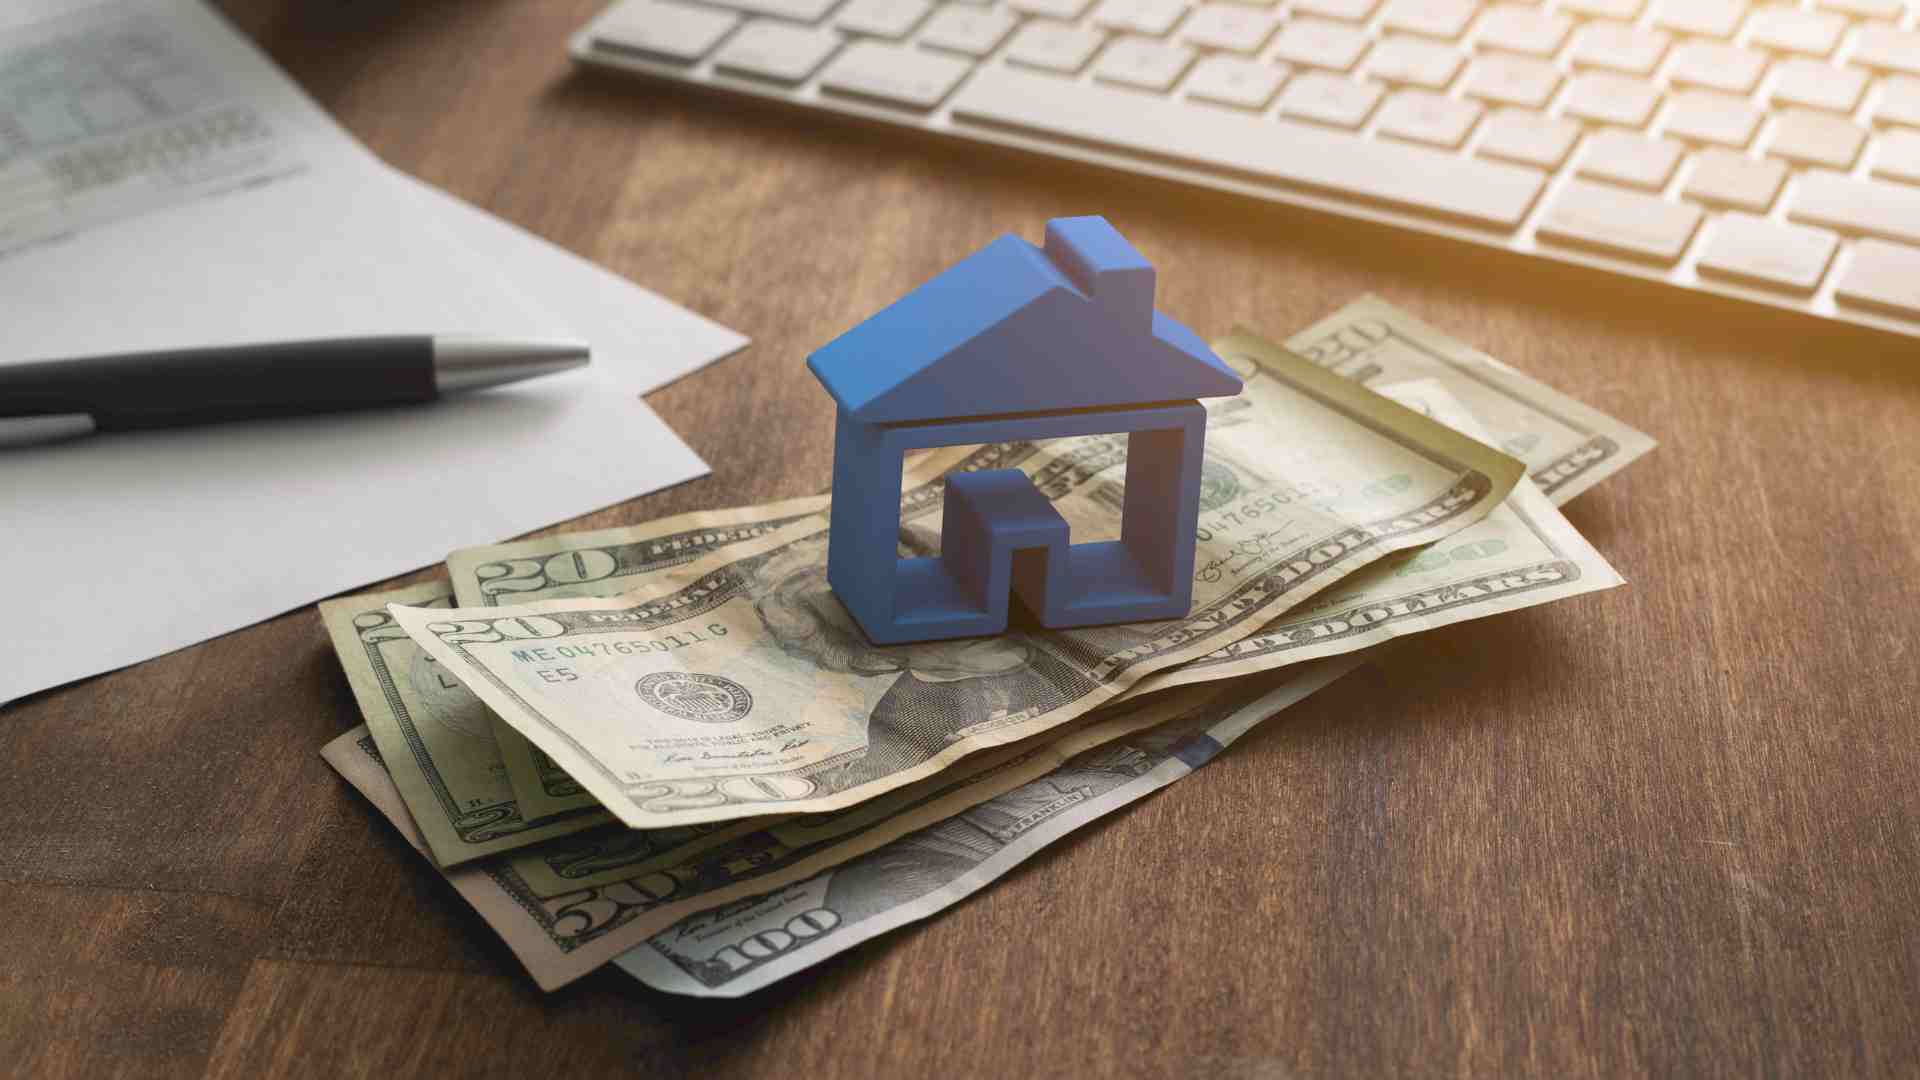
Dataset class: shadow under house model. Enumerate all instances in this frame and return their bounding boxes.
[807,216,1245,646]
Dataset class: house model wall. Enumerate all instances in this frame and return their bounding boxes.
[808,216,1244,645]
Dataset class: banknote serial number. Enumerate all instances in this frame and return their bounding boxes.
[510,624,728,681]
[1196,483,1339,542]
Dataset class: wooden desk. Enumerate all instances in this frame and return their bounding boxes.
[6,2,1919,1075]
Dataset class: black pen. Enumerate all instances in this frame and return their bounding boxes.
[0,335,591,448]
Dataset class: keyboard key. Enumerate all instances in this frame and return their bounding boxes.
[819,40,972,107]
[1559,0,1643,18]
[1881,77,1920,130]
[1683,147,1788,211]
[836,0,932,38]
[1178,4,1279,53]
[1562,73,1662,127]
[949,65,1547,226]
[918,5,1018,55]
[1269,19,1373,71]
[1662,90,1763,148]
[1366,37,1464,88]
[1095,36,1197,90]
[1474,6,1571,57]
[1815,0,1902,16]
[1653,0,1745,38]
[1745,7,1845,58]
[1538,179,1703,263]
[1009,0,1093,18]
[1852,28,1920,79]
[1578,130,1684,189]
[1789,172,1920,247]
[1376,89,1483,146]
[1696,213,1838,293]
[1477,107,1581,168]
[1770,60,1867,114]
[1279,73,1385,126]
[1291,0,1381,19]
[1836,239,1920,318]
[1768,109,1867,169]
[1092,0,1191,35]
[1381,0,1477,39]
[1873,131,1920,187]
[677,0,839,21]
[592,0,740,62]
[714,21,841,80]
[1005,22,1107,72]
[1183,56,1290,108]
[1571,24,1670,76]
[1463,55,1562,108]
[1666,43,1767,94]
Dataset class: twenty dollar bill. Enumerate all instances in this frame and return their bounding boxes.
[1112,367,1624,699]
[393,345,1522,829]
[451,495,827,822]
[1287,295,1656,506]
[319,580,608,867]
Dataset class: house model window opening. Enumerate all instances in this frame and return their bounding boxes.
[808,216,1245,646]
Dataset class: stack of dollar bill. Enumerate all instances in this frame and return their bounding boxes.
[317,297,1654,997]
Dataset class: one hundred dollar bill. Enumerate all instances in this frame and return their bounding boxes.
[1287,296,1657,505]
[318,580,610,867]
[393,346,1523,829]
[614,659,1362,997]
[1111,365,1624,700]
[318,675,1329,990]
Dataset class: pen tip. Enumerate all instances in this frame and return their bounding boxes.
[432,337,593,394]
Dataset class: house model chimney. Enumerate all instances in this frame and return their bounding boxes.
[1041,216,1156,333]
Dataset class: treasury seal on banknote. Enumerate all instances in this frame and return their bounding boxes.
[636,673,755,723]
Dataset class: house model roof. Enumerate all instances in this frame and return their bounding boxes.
[807,217,1243,424]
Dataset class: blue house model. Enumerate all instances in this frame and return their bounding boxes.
[808,216,1244,645]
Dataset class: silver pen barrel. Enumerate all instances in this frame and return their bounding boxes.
[432,337,590,395]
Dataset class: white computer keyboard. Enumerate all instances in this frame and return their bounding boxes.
[571,0,1920,342]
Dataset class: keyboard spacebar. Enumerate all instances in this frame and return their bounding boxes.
[949,67,1545,229]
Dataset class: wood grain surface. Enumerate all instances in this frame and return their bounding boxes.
[5,1,1919,1076]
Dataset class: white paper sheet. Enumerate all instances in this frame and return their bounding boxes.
[387,167,748,396]
[0,0,749,703]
